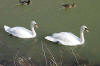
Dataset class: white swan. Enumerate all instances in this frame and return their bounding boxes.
[4,21,38,38]
[45,25,89,46]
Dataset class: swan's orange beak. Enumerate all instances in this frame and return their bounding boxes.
[85,28,89,32]
[35,24,38,28]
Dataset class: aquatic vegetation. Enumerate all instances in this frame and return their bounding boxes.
[40,41,96,66]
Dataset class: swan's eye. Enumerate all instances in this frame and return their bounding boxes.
[85,28,88,30]
[85,28,88,32]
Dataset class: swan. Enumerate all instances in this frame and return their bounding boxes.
[45,25,89,46]
[4,21,38,38]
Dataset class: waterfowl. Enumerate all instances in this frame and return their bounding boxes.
[19,0,31,5]
[62,3,76,8]
[4,21,38,38]
[45,25,89,46]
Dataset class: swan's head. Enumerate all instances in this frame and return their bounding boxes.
[81,25,88,32]
[31,21,38,28]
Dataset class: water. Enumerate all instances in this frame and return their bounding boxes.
[0,0,100,65]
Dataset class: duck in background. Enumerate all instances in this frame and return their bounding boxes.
[62,3,76,8]
[17,0,32,5]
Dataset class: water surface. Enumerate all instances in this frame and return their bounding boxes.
[0,0,100,65]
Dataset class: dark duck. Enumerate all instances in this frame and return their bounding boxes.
[62,3,76,8]
[19,0,31,5]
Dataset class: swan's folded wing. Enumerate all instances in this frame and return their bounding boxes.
[52,32,69,42]
[52,32,80,44]
[61,32,80,44]
[10,27,33,38]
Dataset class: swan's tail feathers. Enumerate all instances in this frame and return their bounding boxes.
[45,36,57,42]
[4,25,11,32]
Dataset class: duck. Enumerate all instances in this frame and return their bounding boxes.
[4,21,38,38]
[45,25,89,46]
[19,0,31,5]
[62,3,76,8]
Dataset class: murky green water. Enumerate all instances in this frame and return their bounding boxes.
[0,0,100,65]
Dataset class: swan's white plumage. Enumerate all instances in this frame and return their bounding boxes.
[45,36,58,42]
[4,21,37,38]
[4,25,10,32]
[53,32,80,43]
[7,27,33,38]
[45,32,80,46]
[45,25,88,46]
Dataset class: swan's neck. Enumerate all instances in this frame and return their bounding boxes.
[80,31,85,44]
[31,26,36,37]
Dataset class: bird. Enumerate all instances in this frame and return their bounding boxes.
[62,3,76,8]
[45,25,89,46]
[19,0,31,5]
[4,21,38,38]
